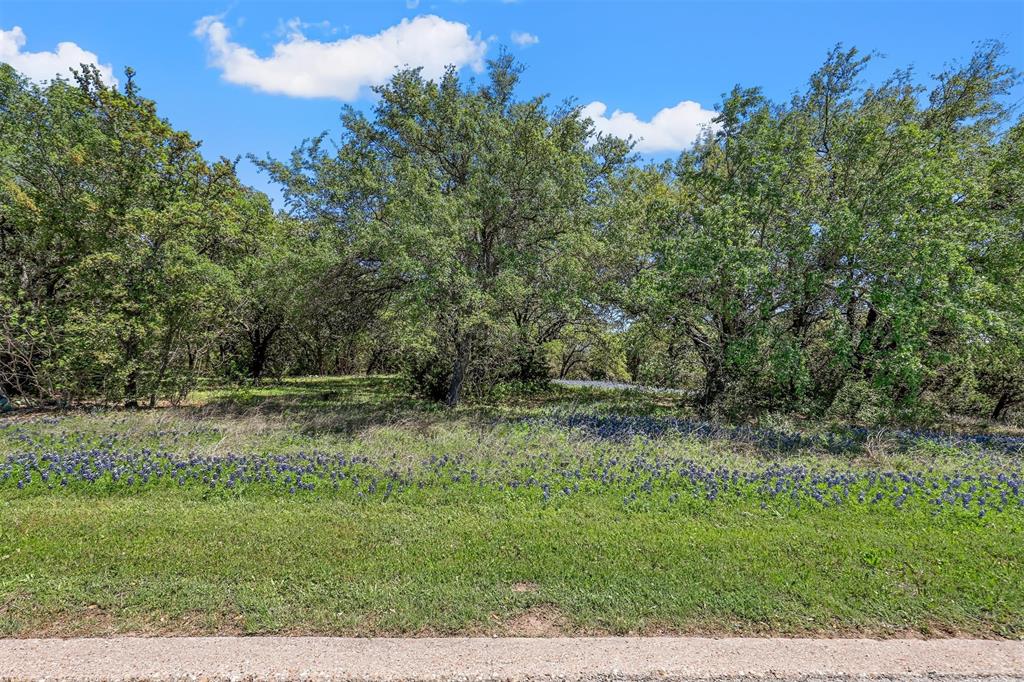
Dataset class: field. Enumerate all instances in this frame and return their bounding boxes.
[1,376,1022,638]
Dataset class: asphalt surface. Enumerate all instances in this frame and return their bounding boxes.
[0,637,1021,681]
[552,378,689,396]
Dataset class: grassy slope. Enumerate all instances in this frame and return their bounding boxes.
[1,376,1021,637]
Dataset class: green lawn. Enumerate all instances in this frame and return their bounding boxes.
[1,376,1021,637]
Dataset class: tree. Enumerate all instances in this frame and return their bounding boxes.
[611,43,1021,420]
[973,117,1024,421]
[0,64,268,405]
[260,53,629,405]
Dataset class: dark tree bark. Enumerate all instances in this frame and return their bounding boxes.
[124,370,140,409]
[697,358,726,415]
[445,337,471,407]
[123,336,141,408]
[991,391,1015,422]
[247,324,280,383]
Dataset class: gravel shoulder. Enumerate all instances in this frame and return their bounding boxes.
[0,636,1021,681]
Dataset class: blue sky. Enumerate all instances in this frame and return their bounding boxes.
[2,1,1022,203]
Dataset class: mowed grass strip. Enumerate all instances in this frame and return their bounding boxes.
[1,493,1020,637]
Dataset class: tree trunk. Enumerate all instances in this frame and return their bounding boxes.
[150,326,177,408]
[248,342,269,383]
[991,391,1012,422]
[698,360,725,416]
[248,327,278,383]
[124,369,140,409]
[123,334,141,408]
[445,338,471,407]
[366,348,385,375]
[559,344,584,380]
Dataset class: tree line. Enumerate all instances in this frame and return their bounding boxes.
[1,43,1021,423]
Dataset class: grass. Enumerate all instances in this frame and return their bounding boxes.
[1,375,1022,638]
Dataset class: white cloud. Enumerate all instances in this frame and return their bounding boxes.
[509,31,539,47]
[275,18,336,38]
[581,100,718,153]
[406,0,420,8]
[194,14,487,100]
[0,26,116,85]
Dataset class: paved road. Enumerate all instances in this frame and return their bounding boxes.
[0,637,1021,681]
[553,378,688,396]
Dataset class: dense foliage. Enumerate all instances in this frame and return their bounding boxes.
[257,54,631,404]
[606,44,1024,422]
[0,64,278,405]
[1,44,1021,422]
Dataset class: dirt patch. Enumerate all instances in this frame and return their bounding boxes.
[14,605,120,638]
[511,581,538,593]
[500,605,567,637]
